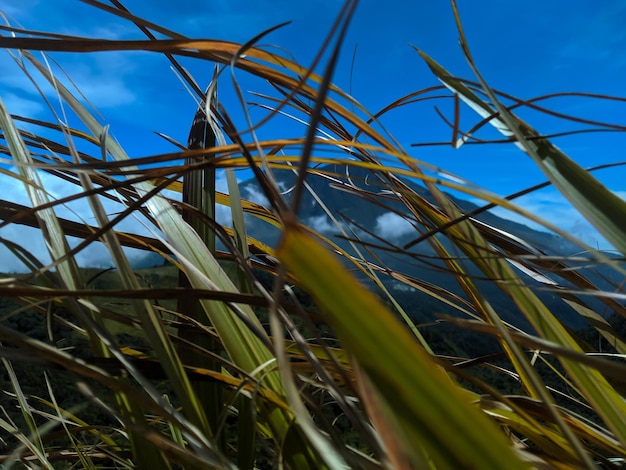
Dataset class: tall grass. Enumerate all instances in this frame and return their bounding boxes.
[1,1,625,468]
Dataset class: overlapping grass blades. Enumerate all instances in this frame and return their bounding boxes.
[277,222,530,469]
[1,0,626,468]
[414,36,626,456]
[0,97,174,468]
[28,51,324,469]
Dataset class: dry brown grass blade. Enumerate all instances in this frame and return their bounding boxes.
[0,199,168,253]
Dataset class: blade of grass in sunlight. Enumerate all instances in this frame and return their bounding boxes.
[400,174,626,464]
[206,77,259,463]
[0,95,175,468]
[3,1,626,467]
[74,117,202,468]
[0,99,80,293]
[16,43,324,469]
[416,43,626,257]
[179,76,225,450]
[415,47,626,454]
[277,221,530,469]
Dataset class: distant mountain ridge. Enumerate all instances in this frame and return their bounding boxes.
[240,163,566,252]
[135,164,614,331]
[236,164,597,330]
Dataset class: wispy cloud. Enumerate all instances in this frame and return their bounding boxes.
[1,52,138,109]
[306,214,335,233]
[482,189,616,249]
[0,0,38,19]
[553,3,626,72]
[0,168,163,272]
[375,212,414,239]
[244,185,269,207]
[0,160,263,272]
[2,0,624,267]
[63,63,137,109]
[0,92,44,117]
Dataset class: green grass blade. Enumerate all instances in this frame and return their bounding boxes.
[207,75,252,292]
[1,359,51,468]
[43,373,94,469]
[277,222,530,470]
[416,50,626,448]
[20,47,212,428]
[416,48,626,257]
[236,394,257,470]
[181,84,224,447]
[17,46,322,470]
[0,98,80,291]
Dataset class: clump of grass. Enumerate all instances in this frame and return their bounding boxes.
[1,1,626,468]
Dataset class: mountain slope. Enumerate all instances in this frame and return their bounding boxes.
[238,164,607,330]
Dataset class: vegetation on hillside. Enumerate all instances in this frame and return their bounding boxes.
[1,1,626,468]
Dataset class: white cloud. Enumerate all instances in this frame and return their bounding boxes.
[0,167,166,272]
[70,75,136,110]
[0,47,138,126]
[0,162,279,272]
[0,224,49,273]
[244,185,269,207]
[0,92,44,118]
[392,282,415,293]
[307,214,335,233]
[479,189,616,250]
[375,212,414,239]
[0,0,38,18]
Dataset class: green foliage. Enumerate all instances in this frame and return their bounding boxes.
[1,1,626,468]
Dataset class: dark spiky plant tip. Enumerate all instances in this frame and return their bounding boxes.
[1,0,626,468]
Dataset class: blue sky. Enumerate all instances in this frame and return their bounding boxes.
[1,0,626,269]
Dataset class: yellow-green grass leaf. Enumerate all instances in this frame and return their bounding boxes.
[393,132,626,450]
[0,98,171,466]
[20,49,322,469]
[277,222,530,470]
[0,98,80,292]
[417,49,626,257]
[480,398,580,465]
[32,397,119,449]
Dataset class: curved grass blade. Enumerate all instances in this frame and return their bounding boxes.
[416,46,626,453]
[1,358,51,468]
[416,46,626,257]
[277,221,530,469]
[15,43,325,469]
